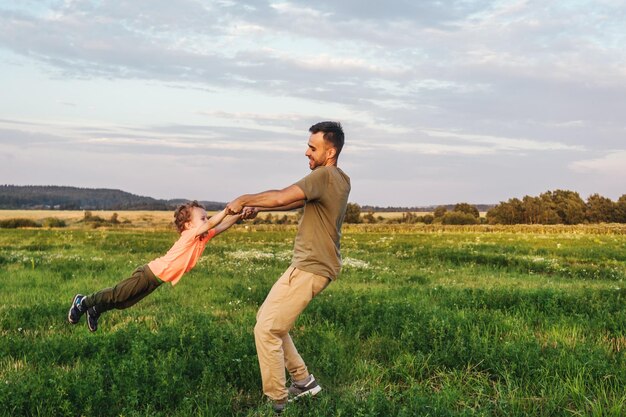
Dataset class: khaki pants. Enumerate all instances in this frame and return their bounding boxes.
[254,266,330,401]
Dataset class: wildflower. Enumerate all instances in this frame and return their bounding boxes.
[342,257,370,269]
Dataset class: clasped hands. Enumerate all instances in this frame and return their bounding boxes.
[226,200,258,220]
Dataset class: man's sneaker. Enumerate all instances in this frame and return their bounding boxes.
[86,307,100,332]
[288,374,322,399]
[272,399,287,414]
[67,294,86,324]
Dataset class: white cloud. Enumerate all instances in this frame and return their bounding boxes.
[270,2,327,18]
[569,151,626,176]
[424,129,584,152]
[384,142,495,156]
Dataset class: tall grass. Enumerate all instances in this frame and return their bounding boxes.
[0,226,625,416]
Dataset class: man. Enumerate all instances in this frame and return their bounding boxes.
[226,121,351,413]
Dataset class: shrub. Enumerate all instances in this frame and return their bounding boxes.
[344,203,362,224]
[275,214,290,225]
[42,217,67,228]
[454,202,480,218]
[0,218,41,228]
[441,212,478,225]
[433,206,448,219]
[79,210,127,228]
[402,212,418,224]
[418,214,434,224]
[363,212,377,224]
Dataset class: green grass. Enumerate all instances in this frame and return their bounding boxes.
[1,225,625,416]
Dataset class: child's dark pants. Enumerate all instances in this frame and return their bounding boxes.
[83,265,162,313]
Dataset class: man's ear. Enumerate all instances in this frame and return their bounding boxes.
[327,147,337,159]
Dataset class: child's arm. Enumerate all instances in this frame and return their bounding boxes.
[207,208,229,229]
[213,213,242,237]
[194,208,228,237]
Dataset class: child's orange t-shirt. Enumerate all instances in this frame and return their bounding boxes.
[147,225,216,286]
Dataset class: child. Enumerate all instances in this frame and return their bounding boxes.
[67,201,241,332]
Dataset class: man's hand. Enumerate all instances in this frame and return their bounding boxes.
[241,207,259,220]
[226,198,244,215]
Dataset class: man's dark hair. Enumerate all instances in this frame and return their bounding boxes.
[309,121,344,158]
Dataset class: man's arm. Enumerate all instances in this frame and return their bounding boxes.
[254,200,305,212]
[240,200,304,220]
[226,184,306,214]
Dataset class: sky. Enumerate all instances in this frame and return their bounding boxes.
[1,0,625,207]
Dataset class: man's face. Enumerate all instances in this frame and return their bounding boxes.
[305,132,333,170]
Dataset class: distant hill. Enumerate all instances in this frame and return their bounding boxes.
[0,185,225,211]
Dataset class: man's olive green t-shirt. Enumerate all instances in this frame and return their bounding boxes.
[291,166,351,280]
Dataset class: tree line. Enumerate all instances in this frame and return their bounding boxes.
[0,185,223,211]
[3,185,624,225]
[344,190,626,225]
[485,190,626,225]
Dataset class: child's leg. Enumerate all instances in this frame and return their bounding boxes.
[82,265,162,314]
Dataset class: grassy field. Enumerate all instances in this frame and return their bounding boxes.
[1,221,625,416]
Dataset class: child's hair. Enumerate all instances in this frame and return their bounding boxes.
[174,200,205,233]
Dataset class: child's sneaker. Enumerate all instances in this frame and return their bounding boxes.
[67,294,86,324]
[86,307,100,332]
[288,374,322,399]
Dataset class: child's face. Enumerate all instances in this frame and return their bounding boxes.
[186,207,208,231]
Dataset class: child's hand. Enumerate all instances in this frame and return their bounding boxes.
[241,207,259,220]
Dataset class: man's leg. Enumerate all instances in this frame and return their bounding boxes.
[283,333,307,382]
[254,267,330,402]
